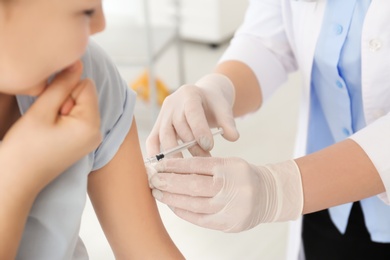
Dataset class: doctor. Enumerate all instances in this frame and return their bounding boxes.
[147,0,390,259]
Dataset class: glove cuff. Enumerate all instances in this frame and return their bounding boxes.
[195,73,235,107]
[263,160,304,222]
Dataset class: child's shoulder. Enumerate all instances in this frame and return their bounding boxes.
[80,39,136,108]
[81,41,137,171]
[79,40,136,147]
[80,40,119,84]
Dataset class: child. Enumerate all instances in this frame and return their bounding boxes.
[0,0,184,259]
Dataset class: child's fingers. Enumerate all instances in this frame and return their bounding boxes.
[29,61,83,121]
[60,97,75,115]
[66,78,101,148]
[68,78,100,123]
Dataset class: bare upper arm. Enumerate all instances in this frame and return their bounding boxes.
[87,117,183,259]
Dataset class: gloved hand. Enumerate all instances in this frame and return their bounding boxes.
[146,73,240,158]
[148,157,303,232]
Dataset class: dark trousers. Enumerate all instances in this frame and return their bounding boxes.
[302,202,390,260]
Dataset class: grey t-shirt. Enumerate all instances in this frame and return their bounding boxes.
[15,40,137,260]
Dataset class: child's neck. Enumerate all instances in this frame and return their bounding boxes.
[0,94,20,140]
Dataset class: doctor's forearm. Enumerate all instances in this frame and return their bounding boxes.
[295,139,385,215]
[215,61,262,117]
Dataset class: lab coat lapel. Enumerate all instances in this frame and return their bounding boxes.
[287,0,326,158]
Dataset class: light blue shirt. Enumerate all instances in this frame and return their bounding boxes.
[16,40,137,259]
[307,0,390,242]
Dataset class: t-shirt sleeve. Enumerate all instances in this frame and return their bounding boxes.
[81,40,137,171]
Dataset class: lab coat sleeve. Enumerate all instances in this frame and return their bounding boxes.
[219,0,298,102]
[349,114,390,204]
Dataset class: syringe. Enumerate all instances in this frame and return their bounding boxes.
[144,128,224,164]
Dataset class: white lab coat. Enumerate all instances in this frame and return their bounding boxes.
[220,0,390,259]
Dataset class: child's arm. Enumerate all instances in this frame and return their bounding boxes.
[88,118,184,259]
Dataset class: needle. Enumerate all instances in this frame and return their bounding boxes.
[144,128,224,164]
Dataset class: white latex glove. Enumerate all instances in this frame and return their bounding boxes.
[146,73,239,158]
[148,157,303,232]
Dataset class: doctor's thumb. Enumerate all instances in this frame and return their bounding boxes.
[219,118,240,142]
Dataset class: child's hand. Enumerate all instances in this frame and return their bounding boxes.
[0,61,102,194]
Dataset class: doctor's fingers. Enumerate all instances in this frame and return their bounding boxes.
[145,86,201,156]
[152,189,224,214]
[156,101,211,157]
[150,172,223,196]
[173,208,233,232]
[212,105,239,142]
[146,103,174,156]
[154,157,227,175]
[173,115,211,157]
[145,126,161,157]
[182,95,216,153]
[165,84,214,153]
[158,114,209,159]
